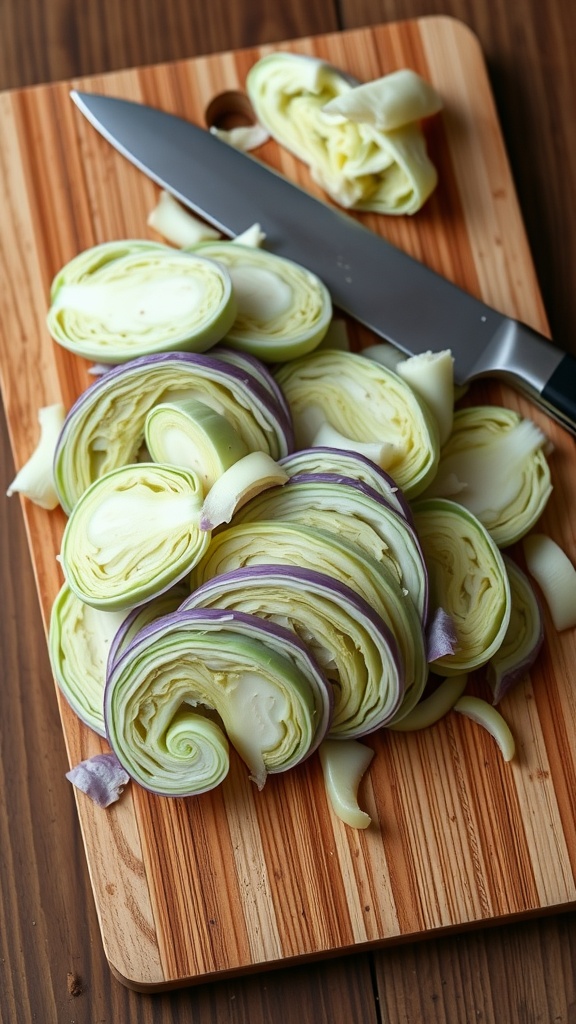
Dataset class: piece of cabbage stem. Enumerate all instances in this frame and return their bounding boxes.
[523,533,576,631]
[200,451,289,529]
[454,696,515,762]
[7,402,65,510]
[319,739,374,829]
[389,673,468,732]
[147,190,222,247]
[144,397,249,492]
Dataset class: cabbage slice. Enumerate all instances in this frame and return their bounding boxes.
[191,520,428,724]
[424,406,552,546]
[190,241,332,362]
[487,556,544,704]
[279,447,412,520]
[185,564,404,736]
[275,350,439,497]
[412,498,511,674]
[60,463,209,611]
[49,581,188,734]
[232,476,428,621]
[104,608,333,794]
[53,351,293,513]
[48,243,236,362]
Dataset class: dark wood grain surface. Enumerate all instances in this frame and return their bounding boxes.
[0,1,575,1021]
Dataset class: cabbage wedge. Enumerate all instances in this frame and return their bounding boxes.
[104,608,333,794]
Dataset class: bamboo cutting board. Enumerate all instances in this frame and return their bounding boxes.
[1,16,575,991]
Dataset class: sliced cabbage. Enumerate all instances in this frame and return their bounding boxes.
[232,476,428,620]
[190,241,332,362]
[275,350,439,497]
[487,556,544,703]
[49,583,126,735]
[49,581,189,734]
[104,608,333,794]
[279,447,412,520]
[190,520,428,723]
[185,564,404,737]
[424,406,552,546]
[60,463,209,611]
[246,52,441,214]
[412,498,511,674]
[47,243,236,362]
[53,351,293,514]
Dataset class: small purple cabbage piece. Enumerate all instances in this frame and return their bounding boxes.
[66,752,130,808]
[426,606,458,662]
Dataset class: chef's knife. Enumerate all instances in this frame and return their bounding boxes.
[70,90,576,436]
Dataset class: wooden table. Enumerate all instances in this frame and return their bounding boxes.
[1,0,575,1020]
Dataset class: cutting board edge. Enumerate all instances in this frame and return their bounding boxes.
[105,897,576,993]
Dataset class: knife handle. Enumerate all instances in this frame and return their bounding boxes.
[540,353,576,436]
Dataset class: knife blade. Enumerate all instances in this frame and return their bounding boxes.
[70,89,576,436]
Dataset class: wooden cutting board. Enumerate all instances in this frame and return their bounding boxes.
[1,16,575,992]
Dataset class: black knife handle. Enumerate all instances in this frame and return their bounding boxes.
[540,353,576,436]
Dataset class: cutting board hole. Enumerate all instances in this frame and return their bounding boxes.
[205,90,257,131]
